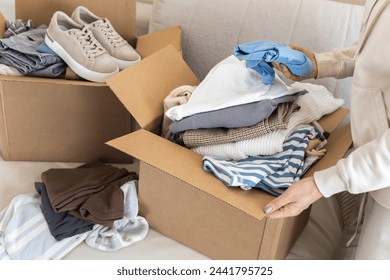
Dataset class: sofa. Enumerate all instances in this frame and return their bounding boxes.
[0,0,366,259]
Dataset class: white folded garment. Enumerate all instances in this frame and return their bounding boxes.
[0,64,23,76]
[165,55,304,121]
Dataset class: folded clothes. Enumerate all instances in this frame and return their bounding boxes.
[203,126,319,196]
[192,82,343,160]
[0,25,67,77]
[234,40,313,84]
[169,93,300,134]
[41,161,137,227]
[174,102,299,148]
[35,182,94,241]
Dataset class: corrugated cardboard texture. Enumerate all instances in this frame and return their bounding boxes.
[107,45,199,132]
[259,209,310,259]
[15,0,136,43]
[139,161,312,259]
[139,162,266,260]
[0,80,132,163]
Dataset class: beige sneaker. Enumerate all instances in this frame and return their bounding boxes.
[72,6,141,70]
[45,11,118,83]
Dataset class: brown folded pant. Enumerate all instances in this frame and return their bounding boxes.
[41,161,137,227]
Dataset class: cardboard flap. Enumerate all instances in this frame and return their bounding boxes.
[0,12,5,38]
[106,45,199,132]
[136,26,182,58]
[108,130,281,220]
[15,0,136,42]
[304,123,352,177]
[317,107,349,134]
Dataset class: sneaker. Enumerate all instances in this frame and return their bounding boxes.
[45,11,118,83]
[72,6,141,70]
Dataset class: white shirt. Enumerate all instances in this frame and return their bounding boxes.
[165,55,304,121]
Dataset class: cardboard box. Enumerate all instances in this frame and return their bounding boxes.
[106,45,353,259]
[0,0,181,163]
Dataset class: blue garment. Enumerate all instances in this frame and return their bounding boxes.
[234,40,313,84]
[35,182,94,241]
[203,127,317,196]
[37,42,59,57]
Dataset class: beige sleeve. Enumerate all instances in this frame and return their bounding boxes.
[315,44,357,79]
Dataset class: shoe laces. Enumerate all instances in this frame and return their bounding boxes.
[72,27,106,59]
[93,19,128,48]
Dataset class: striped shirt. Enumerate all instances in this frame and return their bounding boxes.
[0,180,148,258]
[203,127,318,196]
[0,193,89,260]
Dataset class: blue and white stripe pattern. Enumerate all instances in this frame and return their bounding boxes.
[0,193,89,260]
[85,181,149,252]
[203,126,317,196]
[0,181,149,258]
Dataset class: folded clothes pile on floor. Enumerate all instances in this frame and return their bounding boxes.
[162,47,343,196]
[0,161,149,260]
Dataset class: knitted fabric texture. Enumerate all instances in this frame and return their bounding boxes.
[162,85,195,139]
[192,82,343,160]
[176,102,299,148]
[203,126,318,196]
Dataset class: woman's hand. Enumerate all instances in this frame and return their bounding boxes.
[272,45,318,81]
[264,177,323,219]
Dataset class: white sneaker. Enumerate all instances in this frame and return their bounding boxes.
[45,11,119,83]
[72,6,141,70]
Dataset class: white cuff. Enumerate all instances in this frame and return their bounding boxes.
[313,164,349,197]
